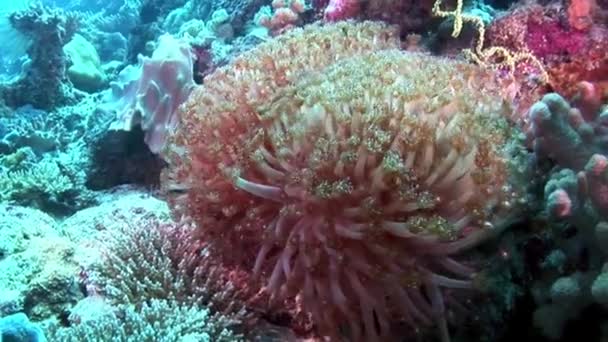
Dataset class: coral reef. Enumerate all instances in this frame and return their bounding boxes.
[0,104,100,215]
[46,298,239,341]
[0,186,256,341]
[2,0,608,340]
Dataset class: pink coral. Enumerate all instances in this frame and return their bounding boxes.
[581,154,608,217]
[568,0,596,31]
[524,18,588,60]
[486,4,608,98]
[323,0,360,21]
[258,0,307,36]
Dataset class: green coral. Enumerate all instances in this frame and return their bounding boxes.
[64,34,107,92]
[2,160,73,196]
[0,148,95,215]
[0,147,31,169]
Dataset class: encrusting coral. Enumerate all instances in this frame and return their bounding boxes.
[161,21,531,341]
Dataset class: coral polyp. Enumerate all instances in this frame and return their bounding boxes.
[162,22,526,341]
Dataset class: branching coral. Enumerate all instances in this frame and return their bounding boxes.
[161,21,529,341]
[91,216,249,318]
[84,216,248,340]
[0,150,95,215]
[47,298,239,341]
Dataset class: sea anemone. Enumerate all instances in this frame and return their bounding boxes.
[162,21,525,341]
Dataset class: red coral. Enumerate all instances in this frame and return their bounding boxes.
[487,4,608,98]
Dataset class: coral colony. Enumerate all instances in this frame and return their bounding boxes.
[0,0,607,341]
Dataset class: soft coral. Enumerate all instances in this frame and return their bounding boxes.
[105,34,196,153]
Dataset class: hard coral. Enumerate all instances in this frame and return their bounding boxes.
[257,0,308,36]
[162,21,527,341]
[89,216,248,339]
[2,3,80,110]
[526,90,608,341]
[530,88,608,220]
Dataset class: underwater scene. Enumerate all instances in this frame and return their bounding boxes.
[0,0,607,341]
